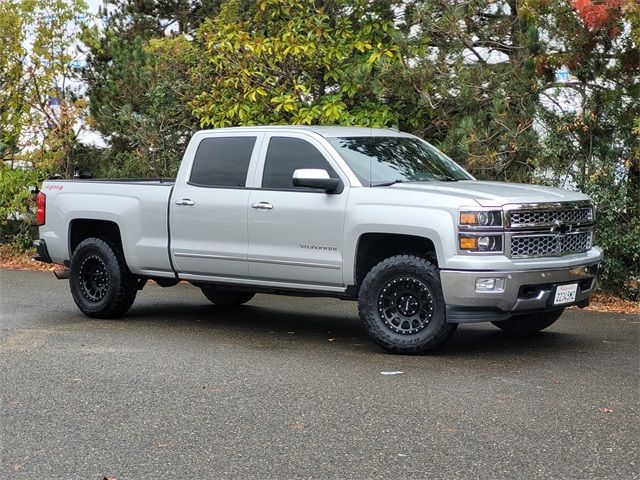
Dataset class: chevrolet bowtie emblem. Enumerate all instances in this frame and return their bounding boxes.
[551,220,572,236]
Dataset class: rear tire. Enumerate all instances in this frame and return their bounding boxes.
[201,286,255,306]
[69,237,137,318]
[358,255,457,354]
[491,309,564,333]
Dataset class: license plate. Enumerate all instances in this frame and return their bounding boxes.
[554,283,578,305]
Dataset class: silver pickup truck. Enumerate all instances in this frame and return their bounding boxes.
[34,126,602,353]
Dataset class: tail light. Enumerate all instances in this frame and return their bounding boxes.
[36,192,46,226]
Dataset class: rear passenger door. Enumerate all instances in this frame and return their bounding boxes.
[247,134,349,287]
[170,133,262,278]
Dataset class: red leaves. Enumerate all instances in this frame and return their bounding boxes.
[571,0,622,36]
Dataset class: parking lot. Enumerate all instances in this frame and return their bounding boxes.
[1,269,638,479]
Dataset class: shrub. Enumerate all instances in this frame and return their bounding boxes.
[0,165,44,248]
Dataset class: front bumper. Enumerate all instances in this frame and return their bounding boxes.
[441,262,601,323]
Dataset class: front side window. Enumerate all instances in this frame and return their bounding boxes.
[189,136,257,187]
[328,136,472,186]
[262,137,339,189]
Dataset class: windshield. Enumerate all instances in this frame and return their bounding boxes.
[328,136,472,186]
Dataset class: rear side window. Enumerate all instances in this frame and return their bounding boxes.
[189,136,256,187]
[262,137,338,189]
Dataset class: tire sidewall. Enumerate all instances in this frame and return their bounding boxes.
[358,256,453,353]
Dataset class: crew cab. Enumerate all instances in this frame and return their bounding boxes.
[34,126,603,353]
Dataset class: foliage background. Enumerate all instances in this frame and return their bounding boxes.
[1,0,638,298]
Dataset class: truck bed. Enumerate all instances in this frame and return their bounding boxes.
[40,179,175,277]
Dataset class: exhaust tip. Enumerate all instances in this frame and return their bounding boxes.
[54,269,70,280]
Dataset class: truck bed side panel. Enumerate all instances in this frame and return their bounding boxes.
[39,181,174,276]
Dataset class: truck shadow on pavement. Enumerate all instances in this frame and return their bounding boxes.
[438,325,584,357]
[122,299,585,358]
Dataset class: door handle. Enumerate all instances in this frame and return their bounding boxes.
[251,201,273,210]
[175,198,195,206]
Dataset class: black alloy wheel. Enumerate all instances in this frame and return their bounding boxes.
[79,255,109,302]
[377,276,435,335]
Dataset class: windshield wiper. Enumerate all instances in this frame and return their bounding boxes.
[371,179,405,187]
[435,175,461,182]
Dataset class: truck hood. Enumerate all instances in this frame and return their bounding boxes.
[388,180,590,207]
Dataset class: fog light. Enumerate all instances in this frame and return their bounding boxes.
[475,277,505,292]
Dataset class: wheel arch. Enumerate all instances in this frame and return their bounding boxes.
[68,218,124,258]
[352,232,440,289]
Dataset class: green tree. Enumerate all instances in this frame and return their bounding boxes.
[0,164,41,247]
[376,0,542,181]
[1,0,89,245]
[191,0,403,128]
[0,0,29,166]
[83,33,198,177]
[22,0,91,177]
[0,0,91,173]
[94,0,228,38]
[81,0,223,177]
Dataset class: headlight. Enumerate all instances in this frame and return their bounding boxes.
[459,234,503,253]
[459,210,502,227]
[458,208,504,254]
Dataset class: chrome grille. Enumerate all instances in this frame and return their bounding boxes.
[510,231,592,258]
[509,207,593,227]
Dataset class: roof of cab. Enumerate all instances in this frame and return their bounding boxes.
[194,125,411,138]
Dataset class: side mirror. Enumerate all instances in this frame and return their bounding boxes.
[292,169,343,193]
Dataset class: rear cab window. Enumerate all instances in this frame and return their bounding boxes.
[189,136,257,187]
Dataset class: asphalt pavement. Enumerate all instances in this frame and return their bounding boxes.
[1,269,638,479]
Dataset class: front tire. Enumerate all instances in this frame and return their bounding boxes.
[69,237,137,318]
[491,309,564,333]
[201,286,255,306]
[358,255,457,354]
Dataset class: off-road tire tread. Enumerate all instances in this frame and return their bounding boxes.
[69,237,137,318]
[358,255,457,354]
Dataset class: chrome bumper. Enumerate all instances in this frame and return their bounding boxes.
[441,262,601,323]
